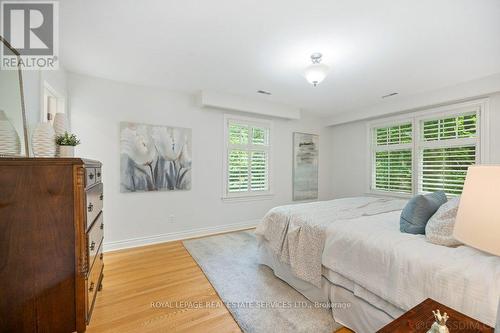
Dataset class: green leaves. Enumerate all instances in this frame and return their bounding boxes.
[375,149,413,193]
[376,123,412,146]
[423,114,476,141]
[55,131,81,146]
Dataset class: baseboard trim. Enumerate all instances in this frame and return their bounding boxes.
[103,219,260,252]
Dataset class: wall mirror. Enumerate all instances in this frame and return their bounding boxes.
[0,36,29,157]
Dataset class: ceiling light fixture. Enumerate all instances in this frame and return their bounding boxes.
[304,53,329,87]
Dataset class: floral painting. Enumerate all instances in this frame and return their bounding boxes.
[120,122,192,192]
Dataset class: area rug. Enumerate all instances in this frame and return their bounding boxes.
[183,230,340,333]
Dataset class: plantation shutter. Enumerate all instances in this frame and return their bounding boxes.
[419,113,478,195]
[250,151,268,190]
[373,123,413,194]
[226,120,270,195]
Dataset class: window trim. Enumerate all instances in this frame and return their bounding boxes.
[222,114,274,201]
[366,98,490,198]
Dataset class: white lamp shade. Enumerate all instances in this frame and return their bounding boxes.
[453,166,500,256]
[497,300,499,332]
[304,63,329,86]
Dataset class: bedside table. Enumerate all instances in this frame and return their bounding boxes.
[377,298,494,333]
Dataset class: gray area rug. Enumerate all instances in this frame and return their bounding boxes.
[183,230,340,333]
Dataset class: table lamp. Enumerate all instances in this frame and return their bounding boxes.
[453,165,500,332]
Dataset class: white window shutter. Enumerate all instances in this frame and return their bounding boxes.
[225,118,271,197]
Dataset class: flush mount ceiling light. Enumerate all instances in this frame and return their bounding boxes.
[304,53,330,87]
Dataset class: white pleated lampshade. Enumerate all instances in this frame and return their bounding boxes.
[496,303,499,332]
[0,109,21,156]
[454,166,500,332]
[53,112,68,136]
[453,166,500,256]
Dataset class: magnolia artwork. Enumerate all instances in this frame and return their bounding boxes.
[120,122,192,192]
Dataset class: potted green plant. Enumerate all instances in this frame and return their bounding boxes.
[55,132,80,157]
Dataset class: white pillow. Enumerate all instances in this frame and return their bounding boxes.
[425,196,463,247]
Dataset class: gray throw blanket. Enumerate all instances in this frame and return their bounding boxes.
[255,197,407,287]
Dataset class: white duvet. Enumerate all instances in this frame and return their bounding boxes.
[255,197,406,287]
[322,210,500,326]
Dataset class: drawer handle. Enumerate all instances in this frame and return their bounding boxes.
[99,193,103,201]
[88,203,93,212]
[89,282,95,292]
[89,173,94,180]
[100,253,103,260]
[90,241,95,251]
[97,171,101,178]
[100,223,104,230]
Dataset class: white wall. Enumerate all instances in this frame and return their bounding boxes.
[331,120,368,198]
[330,93,500,198]
[68,73,334,251]
[21,68,68,158]
[327,73,500,126]
[22,68,68,126]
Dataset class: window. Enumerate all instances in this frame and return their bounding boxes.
[223,116,271,198]
[419,113,477,195]
[373,123,413,193]
[370,102,486,196]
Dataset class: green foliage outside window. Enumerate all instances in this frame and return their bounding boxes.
[227,123,269,193]
[373,114,477,196]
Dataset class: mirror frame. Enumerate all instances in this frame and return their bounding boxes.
[0,35,30,157]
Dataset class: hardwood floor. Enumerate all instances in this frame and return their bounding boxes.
[87,239,352,333]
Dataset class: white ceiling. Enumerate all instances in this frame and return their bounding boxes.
[60,0,500,115]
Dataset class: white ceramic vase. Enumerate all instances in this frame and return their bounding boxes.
[0,110,21,156]
[32,123,56,157]
[53,112,68,136]
[59,145,74,158]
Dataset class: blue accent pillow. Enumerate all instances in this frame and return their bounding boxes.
[400,191,448,234]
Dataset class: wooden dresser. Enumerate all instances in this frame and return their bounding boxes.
[0,158,104,333]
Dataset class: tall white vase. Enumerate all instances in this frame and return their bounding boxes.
[32,123,56,157]
[53,112,68,136]
[52,113,68,157]
[0,110,21,156]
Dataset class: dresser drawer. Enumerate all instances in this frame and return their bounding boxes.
[86,182,103,229]
[86,243,103,322]
[87,212,103,272]
[85,168,96,187]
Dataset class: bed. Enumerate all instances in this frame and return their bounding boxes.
[255,197,500,333]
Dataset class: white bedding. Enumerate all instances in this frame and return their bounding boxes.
[255,197,406,287]
[322,210,500,326]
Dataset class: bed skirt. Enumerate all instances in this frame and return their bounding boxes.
[257,240,404,333]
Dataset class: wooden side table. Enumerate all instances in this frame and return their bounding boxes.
[377,298,494,333]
